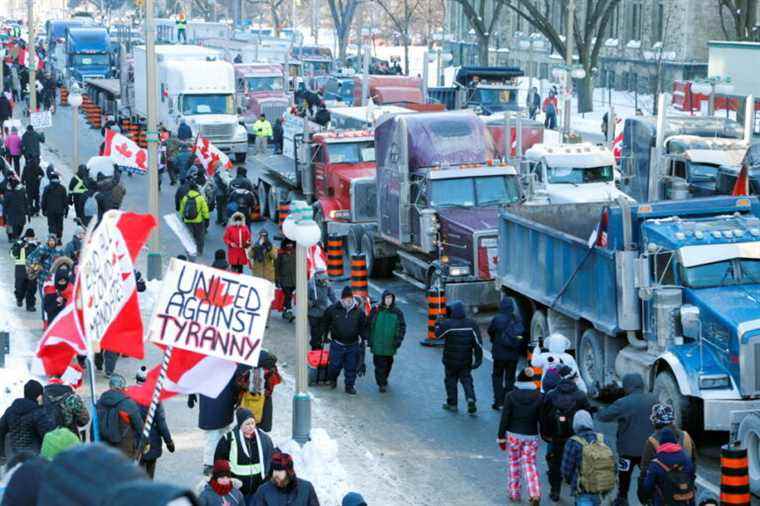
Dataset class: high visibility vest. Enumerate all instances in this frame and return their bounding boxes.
[12,244,26,265]
[176,19,186,30]
[71,175,87,194]
[253,120,272,137]
[227,431,264,480]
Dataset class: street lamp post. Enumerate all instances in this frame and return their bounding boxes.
[146,0,162,280]
[69,84,83,173]
[283,200,322,444]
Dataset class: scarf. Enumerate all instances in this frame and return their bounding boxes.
[209,478,233,497]
[252,240,272,262]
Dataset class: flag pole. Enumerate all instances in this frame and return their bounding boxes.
[135,346,173,462]
[86,352,100,442]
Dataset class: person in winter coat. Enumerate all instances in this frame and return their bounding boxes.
[235,351,281,433]
[20,143,43,217]
[527,87,541,120]
[0,380,55,461]
[11,228,38,311]
[252,451,320,506]
[40,427,80,460]
[68,164,94,223]
[540,365,593,502]
[272,118,284,154]
[230,166,255,193]
[498,367,543,505]
[307,272,337,350]
[179,183,210,256]
[596,373,657,505]
[542,91,559,130]
[173,142,196,183]
[211,249,229,270]
[42,374,90,440]
[41,173,68,238]
[3,126,22,173]
[323,287,369,395]
[252,114,273,155]
[0,92,12,127]
[213,170,229,224]
[26,233,63,290]
[313,104,331,127]
[177,117,192,140]
[63,226,85,264]
[249,230,277,282]
[21,125,43,172]
[487,297,526,410]
[134,368,175,479]
[198,459,246,506]
[275,239,297,319]
[95,374,144,459]
[224,212,251,273]
[214,408,274,500]
[561,410,607,504]
[435,300,483,414]
[367,290,406,392]
[3,174,27,241]
[639,428,696,506]
[43,264,72,323]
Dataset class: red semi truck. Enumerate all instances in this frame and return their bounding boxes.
[233,63,289,132]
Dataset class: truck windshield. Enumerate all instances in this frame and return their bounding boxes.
[688,163,719,182]
[547,165,614,184]
[304,61,331,75]
[475,88,515,105]
[682,258,760,287]
[326,142,375,163]
[431,176,520,207]
[180,94,234,115]
[246,76,284,92]
[72,53,109,66]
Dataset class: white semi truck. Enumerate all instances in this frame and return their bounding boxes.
[132,44,248,163]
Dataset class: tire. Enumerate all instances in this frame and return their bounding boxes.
[578,328,604,397]
[313,205,327,242]
[737,413,760,496]
[346,228,362,257]
[257,184,269,218]
[235,152,247,164]
[653,371,692,432]
[529,310,548,348]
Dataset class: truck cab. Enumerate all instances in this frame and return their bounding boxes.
[292,45,333,76]
[352,75,426,107]
[524,143,634,204]
[233,63,288,131]
[429,66,523,114]
[64,27,113,83]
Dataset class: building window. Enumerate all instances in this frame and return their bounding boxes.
[628,0,643,41]
[653,0,664,43]
[515,11,522,32]
[607,5,619,39]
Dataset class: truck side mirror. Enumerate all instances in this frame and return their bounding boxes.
[680,304,701,339]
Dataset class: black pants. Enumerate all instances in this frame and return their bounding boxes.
[7,223,23,242]
[617,455,641,501]
[25,181,39,215]
[8,155,20,173]
[187,221,205,256]
[47,212,64,238]
[373,355,394,387]
[492,359,518,405]
[444,365,476,405]
[15,274,36,309]
[177,29,186,43]
[309,315,324,350]
[282,287,294,311]
[141,459,157,479]
[230,264,243,273]
[547,440,567,493]
[72,194,87,223]
[216,196,227,224]
[94,351,119,375]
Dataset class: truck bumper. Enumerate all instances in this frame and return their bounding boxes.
[444,280,499,308]
[214,141,248,156]
[704,398,760,431]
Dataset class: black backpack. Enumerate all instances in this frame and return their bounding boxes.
[43,389,71,428]
[96,402,126,444]
[183,195,199,221]
[654,459,695,504]
[550,399,576,439]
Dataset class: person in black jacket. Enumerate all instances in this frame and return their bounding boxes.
[230,166,255,193]
[0,380,55,461]
[272,118,284,154]
[539,365,593,502]
[3,173,27,241]
[323,286,368,395]
[134,367,175,479]
[252,451,320,506]
[497,368,543,504]
[435,300,483,414]
[21,152,43,217]
[21,125,43,172]
[43,264,72,323]
[95,374,144,459]
[487,297,526,410]
[42,376,90,440]
[68,164,94,223]
[11,228,38,311]
[40,173,68,238]
[313,103,331,127]
[0,91,11,126]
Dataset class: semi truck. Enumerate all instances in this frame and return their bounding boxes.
[428,66,523,114]
[233,63,289,130]
[53,26,113,83]
[347,111,521,309]
[132,45,248,163]
[496,196,760,444]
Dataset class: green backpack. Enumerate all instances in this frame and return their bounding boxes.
[572,433,617,494]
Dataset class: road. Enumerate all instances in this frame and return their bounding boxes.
[31,102,734,505]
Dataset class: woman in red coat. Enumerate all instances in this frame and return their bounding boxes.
[223,212,251,273]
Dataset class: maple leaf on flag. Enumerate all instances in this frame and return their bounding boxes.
[195,276,235,307]
[115,143,133,158]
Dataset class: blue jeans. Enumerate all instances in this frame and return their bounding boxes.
[328,341,361,388]
[575,494,602,506]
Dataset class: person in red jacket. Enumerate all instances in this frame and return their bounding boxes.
[223,211,251,273]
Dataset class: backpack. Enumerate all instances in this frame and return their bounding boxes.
[550,399,576,439]
[183,195,199,221]
[572,433,616,494]
[97,402,126,444]
[653,459,695,504]
[496,320,525,352]
[43,389,71,428]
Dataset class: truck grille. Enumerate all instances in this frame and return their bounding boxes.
[261,104,287,123]
[199,123,235,140]
[741,334,760,396]
[755,342,760,392]
[350,178,376,222]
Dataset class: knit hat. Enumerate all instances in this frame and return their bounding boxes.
[659,427,678,445]
[135,366,147,384]
[516,367,535,383]
[2,457,49,506]
[109,373,127,389]
[341,286,353,298]
[572,409,594,433]
[650,403,675,426]
[23,379,43,400]
[542,368,561,392]
[23,228,35,238]
[212,459,231,479]
[558,365,576,380]
[214,249,226,260]
[55,267,70,287]
[47,233,58,243]
[40,427,81,461]
[341,492,368,506]
[271,452,295,477]
[236,407,254,427]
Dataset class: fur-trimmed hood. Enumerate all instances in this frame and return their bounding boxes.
[227,211,246,226]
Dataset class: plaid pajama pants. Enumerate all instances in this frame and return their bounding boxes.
[507,435,540,500]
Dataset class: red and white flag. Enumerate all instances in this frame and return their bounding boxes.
[33,302,88,377]
[126,348,238,406]
[306,244,327,279]
[193,135,233,176]
[587,207,610,248]
[611,118,624,163]
[19,47,44,71]
[732,164,750,196]
[102,129,148,175]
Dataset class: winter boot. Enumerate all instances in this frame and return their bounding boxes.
[345,386,357,395]
[442,403,457,412]
[467,399,477,414]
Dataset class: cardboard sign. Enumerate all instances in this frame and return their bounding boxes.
[147,259,275,366]
[29,110,52,130]
[79,211,137,343]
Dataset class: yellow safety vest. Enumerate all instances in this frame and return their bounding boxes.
[228,431,264,479]
[176,19,186,30]
[253,120,272,137]
[12,244,26,266]
[71,175,87,194]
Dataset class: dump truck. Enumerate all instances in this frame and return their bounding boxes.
[428,66,523,114]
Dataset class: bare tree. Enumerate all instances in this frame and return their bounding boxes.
[501,0,623,112]
[373,0,423,73]
[449,0,504,64]
[246,0,288,35]
[718,0,760,40]
[327,0,363,61]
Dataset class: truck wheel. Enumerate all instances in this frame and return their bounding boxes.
[653,371,692,432]
[235,152,247,164]
[578,329,604,397]
[346,228,362,257]
[257,184,269,218]
[313,205,327,242]
[737,413,760,496]
[361,234,376,277]
[530,310,548,348]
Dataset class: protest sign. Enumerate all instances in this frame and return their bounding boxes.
[30,111,52,130]
[147,259,275,366]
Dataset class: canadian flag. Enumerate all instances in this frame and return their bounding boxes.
[33,300,87,377]
[102,129,148,174]
[18,47,44,71]
[732,164,750,196]
[587,207,610,248]
[126,347,238,406]
[193,135,233,176]
[611,118,624,163]
[306,244,327,279]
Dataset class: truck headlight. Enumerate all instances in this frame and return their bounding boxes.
[698,374,731,390]
[234,125,248,140]
[448,265,470,277]
[328,209,351,220]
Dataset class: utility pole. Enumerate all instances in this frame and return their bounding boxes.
[312,0,319,44]
[146,0,162,280]
[27,0,36,114]
[563,0,574,136]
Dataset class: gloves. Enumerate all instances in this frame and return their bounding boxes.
[166,440,175,453]
[187,394,196,409]
[497,439,507,451]
[357,342,367,377]
[357,362,366,377]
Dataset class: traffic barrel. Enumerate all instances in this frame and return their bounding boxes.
[720,445,751,505]
[129,121,140,143]
[59,86,68,106]
[421,287,446,346]
[350,254,368,298]
[326,235,344,278]
[121,117,131,133]
[277,201,290,227]
[249,202,262,222]
[138,128,147,148]
[91,106,102,130]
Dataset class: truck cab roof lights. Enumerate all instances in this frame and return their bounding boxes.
[751,228,760,237]
[675,232,686,241]
[713,231,723,238]
[694,230,705,239]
